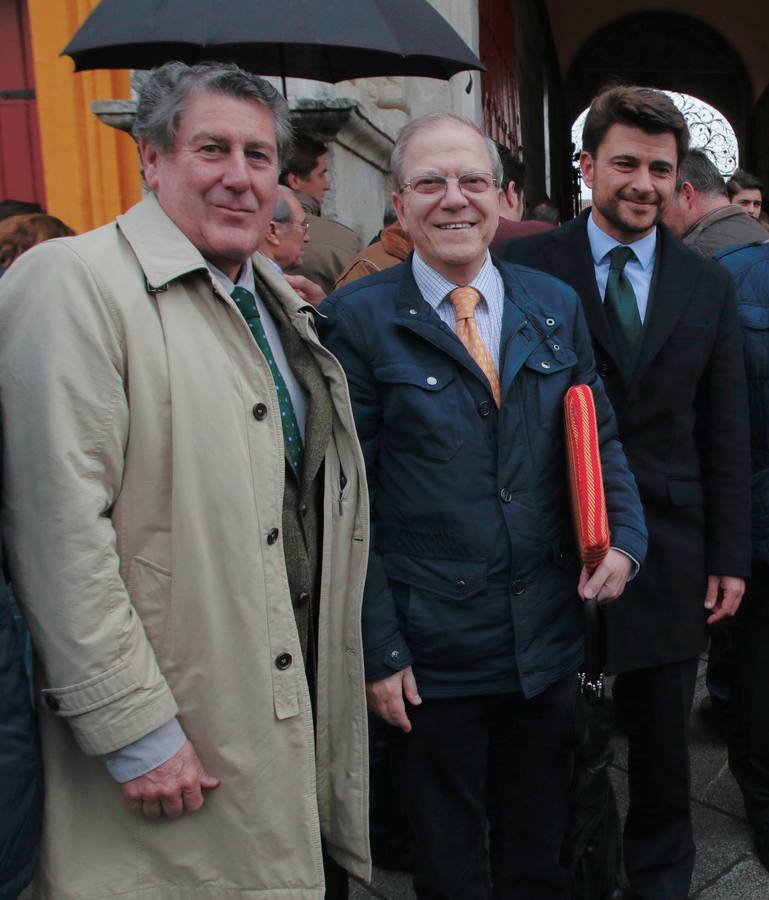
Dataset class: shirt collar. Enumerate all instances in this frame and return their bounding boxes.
[587,211,657,271]
[412,250,496,310]
[206,259,256,295]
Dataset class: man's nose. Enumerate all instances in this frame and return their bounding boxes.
[441,179,469,207]
[221,151,250,189]
[632,167,654,194]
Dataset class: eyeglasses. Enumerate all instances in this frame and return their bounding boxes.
[276,219,310,233]
[399,173,498,197]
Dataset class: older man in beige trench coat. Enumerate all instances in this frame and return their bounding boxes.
[0,61,370,899]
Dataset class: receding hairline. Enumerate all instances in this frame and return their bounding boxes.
[391,114,501,188]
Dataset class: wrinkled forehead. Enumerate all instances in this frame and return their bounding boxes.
[403,122,493,174]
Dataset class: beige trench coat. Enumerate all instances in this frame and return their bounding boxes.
[0,194,370,899]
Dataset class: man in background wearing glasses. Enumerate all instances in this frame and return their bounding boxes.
[321,112,647,898]
[258,185,325,307]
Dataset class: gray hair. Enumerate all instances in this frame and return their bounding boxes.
[677,150,727,198]
[133,60,293,165]
[390,113,503,191]
[272,187,294,224]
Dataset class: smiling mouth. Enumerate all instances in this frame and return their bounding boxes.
[437,222,474,230]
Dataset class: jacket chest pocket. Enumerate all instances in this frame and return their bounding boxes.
[522,342,578,431]
[374,362,462,460]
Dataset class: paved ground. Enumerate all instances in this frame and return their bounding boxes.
[350,657,769,899]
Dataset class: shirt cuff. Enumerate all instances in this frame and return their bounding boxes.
[612,546,640,580]
[102,717,187,783]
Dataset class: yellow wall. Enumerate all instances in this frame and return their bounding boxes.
[26,0,141,234]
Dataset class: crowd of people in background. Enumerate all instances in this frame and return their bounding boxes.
[2,60,769,900]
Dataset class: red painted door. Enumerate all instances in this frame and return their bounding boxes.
[0,0,45,205]
[479,0,520,152]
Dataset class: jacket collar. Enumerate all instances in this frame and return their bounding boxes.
[116,193,315,319]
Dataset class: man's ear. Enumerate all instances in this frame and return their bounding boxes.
[285,172,303,193]
[139,138,161,191]
[266,221,281,247]
[392,191,409,235]
[579,151,595,190]
[681,181,697,209]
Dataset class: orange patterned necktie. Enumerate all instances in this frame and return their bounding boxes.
[449,286,502,407]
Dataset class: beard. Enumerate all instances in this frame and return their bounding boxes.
[597,192,664,237]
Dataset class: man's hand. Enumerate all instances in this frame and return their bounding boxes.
[578,549,633,604]
[704,574,745,625]
[283,274,326,308]
[366,666,421,733]
[120,740,219,820]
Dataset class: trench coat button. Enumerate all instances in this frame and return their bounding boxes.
[499,488,512,503]
[44,694,60,711]
[512,580,527,595]
[267,527,279,544]
[597,361,610,377]
[541,361,551,370]
[252,402,267,420]
[545,317,556,327]
[275,652,292,670]
[295,591,310,607]
[426,376,438,386]
[390,650,400,661]
[478,400,492,417]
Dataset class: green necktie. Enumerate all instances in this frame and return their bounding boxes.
[604,245,642,370]
[231,285,304,474]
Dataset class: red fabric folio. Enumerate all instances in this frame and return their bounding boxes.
[563,384,610,570]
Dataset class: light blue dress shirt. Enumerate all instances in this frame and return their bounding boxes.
[412,250,505,366]
[587,213,657,322]
[104,258,306,782]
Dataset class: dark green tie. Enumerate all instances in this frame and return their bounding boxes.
[604,245,642,370]
[231,285,304,474]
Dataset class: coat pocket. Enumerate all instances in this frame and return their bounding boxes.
[667,479,705,506]
[129,557,173,664]
[383,552,501,669]
[374,362,462,460]
[523,343,578,431]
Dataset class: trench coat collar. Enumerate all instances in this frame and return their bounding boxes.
[116,193,316,320]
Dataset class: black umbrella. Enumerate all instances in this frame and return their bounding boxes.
[62,0,483,82]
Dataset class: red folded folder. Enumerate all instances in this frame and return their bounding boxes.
[563,384,610,571]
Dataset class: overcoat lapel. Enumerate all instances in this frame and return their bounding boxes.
[627,225,699,390]
[542,215,620,366]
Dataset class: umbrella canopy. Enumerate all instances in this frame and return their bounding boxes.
[62,0,483,81]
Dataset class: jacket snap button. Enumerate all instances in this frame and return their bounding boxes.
[390,650,400,661]
[545,317,555,326]
[44,694,60,711]
[553,344,560,351]
[598,362,610,377]
[267,527,280,544]
[295,591,310,607]
[275,652,292,670]
[541,361,551,369]
[252,402,267,420]
[499,488,512,503]
[426,376,437,386]
[478,401,491,417]
[409,308,417,316]
[512,580,527,595]
[454,579,467,590]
